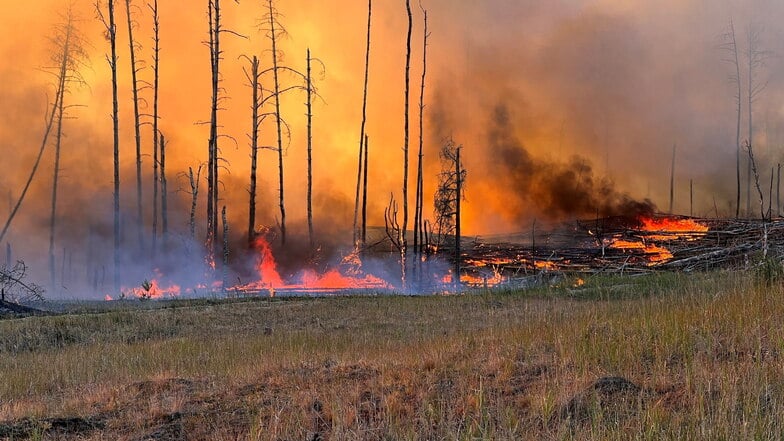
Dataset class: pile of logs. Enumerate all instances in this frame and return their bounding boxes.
[457,216,784,282]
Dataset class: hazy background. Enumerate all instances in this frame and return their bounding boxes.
[1,0,784,296]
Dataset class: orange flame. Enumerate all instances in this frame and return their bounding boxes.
[233,238,390,293]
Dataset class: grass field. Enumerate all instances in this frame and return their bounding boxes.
[1,270,783,440]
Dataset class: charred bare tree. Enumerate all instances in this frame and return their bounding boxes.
[353,0,372,246]
[306,49,314,247]
[222,206,228,291]
[745,23,770,218]
[48,10,87,295]
[150,0,161,255]
[185,165,203,240]
[385,193,403,254]
[455,144,462,286]
[669,144,676,214]
[264,0,288,246]
[206,0,220,261]
[1,261,45,304]
[160,132,168,244]
[434,138,466,283]
[745,140,765,220]
[721,19,742,218]
[206,0,242,265]
[244,55,262,245]
[401,0,413,286]
[361,134,369,245]
[125,0,145,253]
[259,0,308,247]
[413,5,429,263]
[97,0,122,293]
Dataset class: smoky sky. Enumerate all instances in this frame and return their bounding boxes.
[2,0,784,295]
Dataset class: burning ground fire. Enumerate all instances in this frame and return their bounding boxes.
[229,237,390,296]
[105,215,712,299]
[458,215,711,288]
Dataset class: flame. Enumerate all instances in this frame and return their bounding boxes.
[639,216,709,233]
[535,260,558,271]
[638,216,709,241]
[607,238,673,263]
[122,278,182,299]
[232,238,390,293]
[251,236,285,288]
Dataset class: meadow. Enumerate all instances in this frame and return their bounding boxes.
[1,270,783,440]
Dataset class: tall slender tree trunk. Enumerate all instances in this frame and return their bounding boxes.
[414,7,428,263]
[222,206,228,291]
[207,0,221,260]
[160,132,168,245]
[151,0,161,255]
[454,145,461,287]
[108,0,121,293]
[401,0,412,287]
[306,49,314,248]
[248,55,260,245]
[353,0,372,246]
[747,30,754,219]
[777,163,780,217]
[49,17,73,295]
[125,0,144,254]
[361,134,369,245]
[669,144,676,214]
[188,166,201,240]
[268,0,287,246]
[728,19,742,219]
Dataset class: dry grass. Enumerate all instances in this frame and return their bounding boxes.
[1,270,784,439]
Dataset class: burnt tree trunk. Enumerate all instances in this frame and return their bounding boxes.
[362,135,369,245]
[401,0,412,287]
[454,145,462,287]
[188,166,201,240]
[247,55,261,245]
[160,132,168,245]
[207,0,222,259]
[353,0,372,246]
[307,49,314,247]
[151,0,161,255]
[49,14,74,295]
[125,0,145,253]
[267,0,287,246]
[414,6,428,266]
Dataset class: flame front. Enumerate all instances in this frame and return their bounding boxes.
[232,238,390,294]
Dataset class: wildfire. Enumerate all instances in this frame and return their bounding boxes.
[606,238,673,263]
[638,216,709,241]
[232,237,391,295]
[604,216,708,265]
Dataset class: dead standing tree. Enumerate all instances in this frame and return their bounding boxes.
[260,0,307,247]
[205,0,241,267]
[401,0,413,287]
[150,0,162,255]
[124,0,145,253]
[413,4,429,267]
[243,55,262,245]
[48,10,88,295]
[305,49,325,248]
[353,0,372,247]
[97,0,122,293]
[721,19,742,218]
[434,138,466,286]
[745,23,770,218]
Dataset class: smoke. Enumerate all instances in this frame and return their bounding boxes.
[487,104,656,221]
[1,0,784,297]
